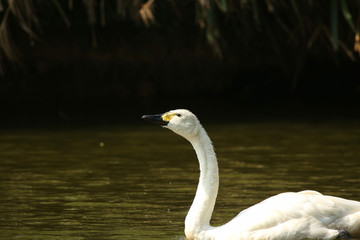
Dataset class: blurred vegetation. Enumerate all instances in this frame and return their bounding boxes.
[1,0,359,68]
[0,0,360,121]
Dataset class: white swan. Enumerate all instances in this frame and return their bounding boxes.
[142,109,360,240]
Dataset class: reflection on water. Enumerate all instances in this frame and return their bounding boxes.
[1,122,360,239]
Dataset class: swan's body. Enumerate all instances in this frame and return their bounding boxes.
[142,109,360,240]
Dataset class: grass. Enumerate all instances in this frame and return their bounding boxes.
[0,0,359,75]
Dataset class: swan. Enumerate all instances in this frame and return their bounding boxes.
[142,109,360,240]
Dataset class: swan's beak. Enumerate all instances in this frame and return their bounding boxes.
[142,114,168,126]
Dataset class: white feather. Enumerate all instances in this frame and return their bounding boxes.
[147,109,360,240]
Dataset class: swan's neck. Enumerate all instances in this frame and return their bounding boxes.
[185,126,219,238]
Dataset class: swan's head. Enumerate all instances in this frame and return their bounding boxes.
[142,109,201,140]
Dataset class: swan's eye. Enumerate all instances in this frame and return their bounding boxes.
[177,114,182,117]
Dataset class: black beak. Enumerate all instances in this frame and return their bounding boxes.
[142,114,168,125]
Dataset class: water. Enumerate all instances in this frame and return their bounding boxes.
[1,121,360,239]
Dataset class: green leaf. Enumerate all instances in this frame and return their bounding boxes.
[215,0,228,12]
[252,0,261,27]
[290,0,304,34]
[339,0,357,33]
[330,0,339,49]
[52,0,71,28]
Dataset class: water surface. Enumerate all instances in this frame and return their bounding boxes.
[1,121,360,239]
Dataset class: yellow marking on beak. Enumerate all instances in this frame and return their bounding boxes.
[162,112,177,122]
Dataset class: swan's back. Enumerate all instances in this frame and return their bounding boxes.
[207,190,360,240]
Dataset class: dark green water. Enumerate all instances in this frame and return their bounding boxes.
[1,122,360,239]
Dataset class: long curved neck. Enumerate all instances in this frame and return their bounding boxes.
[185,125,219,238]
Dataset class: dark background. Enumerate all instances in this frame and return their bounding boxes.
[1,0,360,127]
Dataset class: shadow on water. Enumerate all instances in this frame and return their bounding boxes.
[0,121,360,239]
